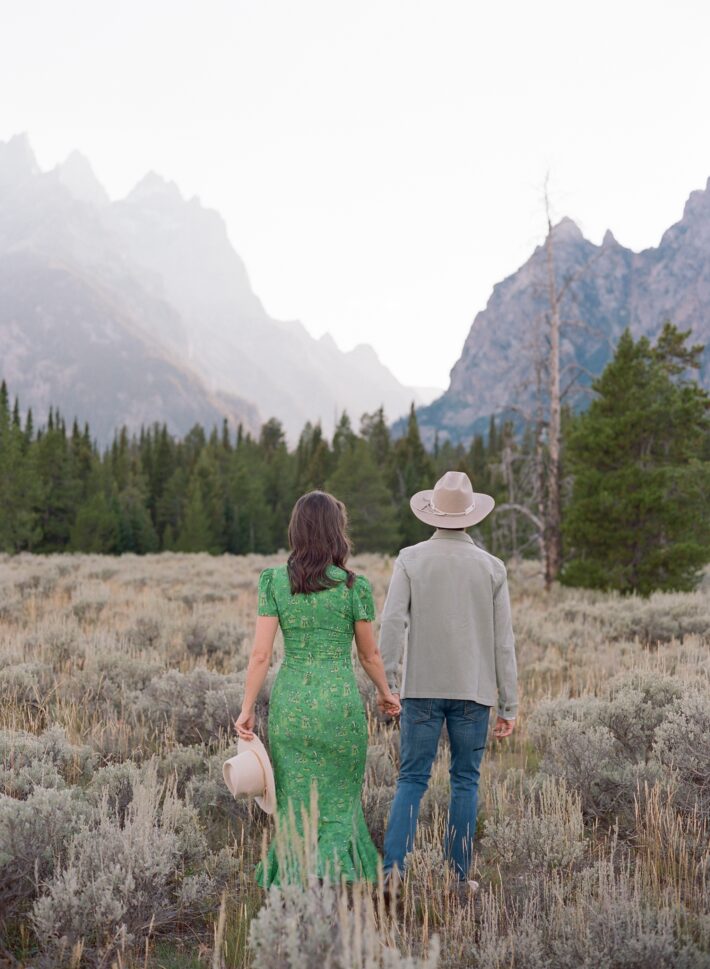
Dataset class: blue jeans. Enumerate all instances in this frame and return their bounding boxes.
[383,697,490,881]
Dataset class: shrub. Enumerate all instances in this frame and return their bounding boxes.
[134,668,243,744]
[362,785,395,853]
[0,786,89,923]
[546,589,710,645]
[528,672,690,827]
[71,581,110,621]
[24,616,85,668]
[0,661,54,710]
[473,860,710,969]
[0,726,96,797]
[653,690,710,818]
[183,615,249,662]
[85,760,148,821]
[249,879,440,969]
[134,668,270,745]
[366,741,399,788]
[32,767,211,963]
[482,776,586,873]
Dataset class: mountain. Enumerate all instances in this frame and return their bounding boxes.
[0,133,420,443]
[0,134,259,441]
[411,183,710,446]
[108,171,419,436]
[0,252,255,443]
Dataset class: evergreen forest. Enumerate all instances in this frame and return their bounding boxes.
[1,325,708,594]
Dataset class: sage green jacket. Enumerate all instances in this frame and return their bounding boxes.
[378,529,518,720]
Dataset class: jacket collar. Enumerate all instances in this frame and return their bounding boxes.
[430,528,474,545]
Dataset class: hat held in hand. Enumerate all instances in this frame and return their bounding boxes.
[222,734,276,814]
[410,470,495,528]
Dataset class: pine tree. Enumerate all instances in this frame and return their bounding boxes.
[327,439,400,553]
[562,325,710,594]
[33,413,81,551]
[295,422,333,491]
[175,476,214,552]
[116,485,159,553]
[391,404,435,548]
[360,407,391,467]
[0,385,41,550]
[221,418,232,452]
[332,412,356,461]
[258,418,295,548]
[70,491,120,552]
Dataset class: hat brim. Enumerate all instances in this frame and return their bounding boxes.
[234,734,276,814]
[410,490,495,528]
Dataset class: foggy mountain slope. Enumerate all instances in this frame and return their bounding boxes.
[0,251,259,443]
[410,183,710,446]
[109,172,420,434]
[0,133,421,442]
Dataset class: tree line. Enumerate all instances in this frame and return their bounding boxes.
[0,325,708,594]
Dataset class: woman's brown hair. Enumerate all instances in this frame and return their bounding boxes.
[287,491,356,594]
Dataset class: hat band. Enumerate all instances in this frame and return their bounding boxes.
[246,749,267,798]
[428,498,476,517]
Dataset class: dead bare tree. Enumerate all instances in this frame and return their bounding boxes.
[543,188,563,588]
[496,179,610,589]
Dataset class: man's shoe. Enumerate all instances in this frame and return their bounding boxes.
[452,878,479,902]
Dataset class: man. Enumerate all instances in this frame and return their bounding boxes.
[378,470,517,891]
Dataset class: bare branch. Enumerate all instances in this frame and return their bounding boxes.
[495,503,544,532]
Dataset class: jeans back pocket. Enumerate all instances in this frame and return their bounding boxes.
[406,698,433,723]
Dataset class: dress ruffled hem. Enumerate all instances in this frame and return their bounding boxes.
[255,806,380,888]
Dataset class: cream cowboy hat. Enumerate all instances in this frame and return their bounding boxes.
[410,470,495,528]
[222,734,276,815]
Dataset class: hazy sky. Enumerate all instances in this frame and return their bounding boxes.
[3,0,710,389]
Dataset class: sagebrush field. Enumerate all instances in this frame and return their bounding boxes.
[1,553,709,968]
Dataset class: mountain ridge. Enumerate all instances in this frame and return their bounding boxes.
[409,179,710,445]
[0,134,421,443]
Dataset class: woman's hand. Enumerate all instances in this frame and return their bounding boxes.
[234,707,255,740]
[377,690,401,718]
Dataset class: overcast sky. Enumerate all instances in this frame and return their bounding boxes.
[3,0,710,389]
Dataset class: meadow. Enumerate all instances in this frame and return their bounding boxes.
[0,552,709,968]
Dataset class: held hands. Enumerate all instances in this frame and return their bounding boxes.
[377,691,401,718]
[234,707,255,740]
[493,715,515,739]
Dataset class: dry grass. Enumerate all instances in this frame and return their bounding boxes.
[0,552,708,968]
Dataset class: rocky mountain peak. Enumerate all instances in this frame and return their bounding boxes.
[51,150,109,207]
[658,178,710,252]
[552,216,584,243]
[411,175,710,446]
[679,177,710,229]
[0,133,39,188]
[126,170,184,204]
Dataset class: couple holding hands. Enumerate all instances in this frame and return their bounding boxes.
[227,471,518,892]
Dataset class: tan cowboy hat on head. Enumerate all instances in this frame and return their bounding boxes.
[410,470,495,528]
[222,734,276,814]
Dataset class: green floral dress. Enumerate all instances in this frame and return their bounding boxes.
[255,563,380,887]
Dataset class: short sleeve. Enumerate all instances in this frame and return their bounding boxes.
[257,568,279,617]
[351,574,375,622]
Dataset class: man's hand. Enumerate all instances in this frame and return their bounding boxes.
[493,715,515,739]
[377,691,401,718]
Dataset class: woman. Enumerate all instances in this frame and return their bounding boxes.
[235,491,401,886]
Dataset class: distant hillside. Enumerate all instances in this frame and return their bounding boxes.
[409,181,710,445]
[0,133,422,443]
